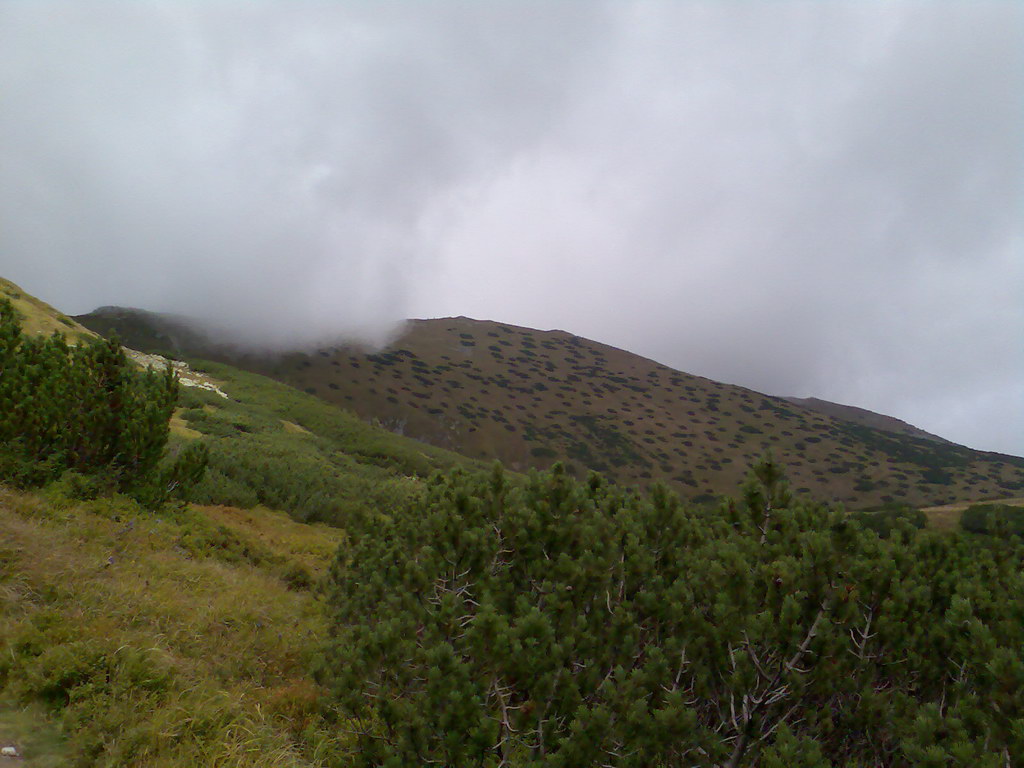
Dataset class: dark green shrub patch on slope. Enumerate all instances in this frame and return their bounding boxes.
[0,299,206,503]
[850,503,927,538]
[183,360,478,479]
[959,502,1024,536]
[321,459,1024,767]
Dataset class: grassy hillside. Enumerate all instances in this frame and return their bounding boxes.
[1,277,485,765]
[1,277,481,527]
[784,396,949,443]
[1,278,95,344]
[0,485,349,766]
[169,359,485,526]
[6,278,1024,764]
[78,309,1024,509]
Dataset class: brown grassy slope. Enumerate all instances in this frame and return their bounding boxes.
[76,310,1024,510]
[785,397,949,444]
[0,278,96,343]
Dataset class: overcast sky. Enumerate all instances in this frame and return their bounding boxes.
[2,2,1021,455]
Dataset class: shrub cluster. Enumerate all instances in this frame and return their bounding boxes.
[850,503,927,538]
[960,502,1024,536]
[190,432,418,525]
[170,377,426,526]
[0,299,206,503]
[321,459,1024,766]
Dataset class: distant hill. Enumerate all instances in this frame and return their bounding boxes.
[784,397,949,444]
[77,307,1024,509]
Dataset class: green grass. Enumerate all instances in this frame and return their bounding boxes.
[0,278,95,345]
[0,485,348,767]
[170,360,485,526]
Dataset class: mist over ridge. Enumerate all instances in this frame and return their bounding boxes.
[1,2,1021,454]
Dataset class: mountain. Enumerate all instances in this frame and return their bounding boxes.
[76,307,1024,509]
[7,278,1024,765]
[784,397,949,444]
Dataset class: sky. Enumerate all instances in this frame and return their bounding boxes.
[1,2,1021,456]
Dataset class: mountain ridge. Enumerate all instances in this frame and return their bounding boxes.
[76,305,1024,509]
[784,396,950,445]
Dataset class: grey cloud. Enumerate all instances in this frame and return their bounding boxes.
[413,3,1023,454]
[1,2,610,346]
[1,2,1020,455]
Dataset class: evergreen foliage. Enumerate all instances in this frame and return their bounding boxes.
[322,459,1024,766]
[960,502,1024,536]
[0,298,206,501]
[850,504,927,538]
[170,365,473,526]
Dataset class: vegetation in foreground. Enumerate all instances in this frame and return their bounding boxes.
[0,485,346,766]
[322,459,1024,767]
[6,460,1023,767]
[3,278,1023,765]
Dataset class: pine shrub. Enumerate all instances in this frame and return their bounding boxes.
[0,299,206,503]
[321,459,1024,766]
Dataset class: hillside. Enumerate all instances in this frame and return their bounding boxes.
[5,278,1024,765]
[77,308,1024,509]
[0,278,484,765]
[784,396,949,444]
[0,278,95,343]
[0,484,347,766]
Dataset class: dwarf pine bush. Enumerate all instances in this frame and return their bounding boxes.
[0,298,206,502]
[321,459,1024,766]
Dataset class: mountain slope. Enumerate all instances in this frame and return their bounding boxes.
[1,277,95,343]
[2,278,481,526]
[0,483,346,766]
[785,396,949,444]
[0,278,513,764]
[77,308,1024,509]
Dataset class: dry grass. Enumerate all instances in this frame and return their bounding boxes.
[0,278,96,344]
[921,504,966,531]
[921,496,1024,530]
[169,411,203,440]
[199,504,343,579]
[0,486,350,767]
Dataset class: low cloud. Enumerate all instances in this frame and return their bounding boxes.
[1,3,1020,454]
[0,3,609,346]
